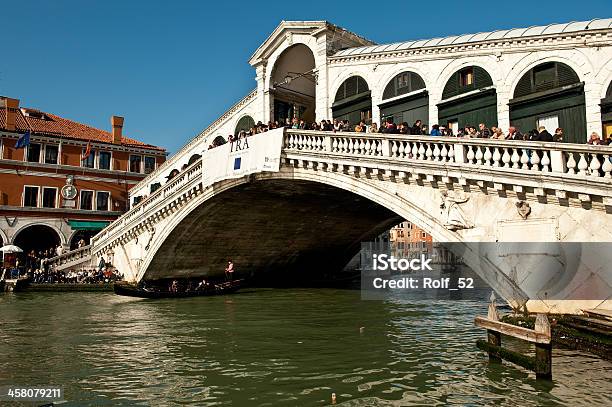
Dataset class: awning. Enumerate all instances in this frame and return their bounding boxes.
[68,220,110,231]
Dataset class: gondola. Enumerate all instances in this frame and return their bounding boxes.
[113,279,242,298]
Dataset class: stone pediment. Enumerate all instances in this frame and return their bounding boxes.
[249,20,374,66]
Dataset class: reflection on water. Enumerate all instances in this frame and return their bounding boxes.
[0,289,610,406]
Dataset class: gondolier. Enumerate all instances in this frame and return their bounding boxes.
[225,260,234,281]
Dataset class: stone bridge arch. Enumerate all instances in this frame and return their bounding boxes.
[136,168,462,284]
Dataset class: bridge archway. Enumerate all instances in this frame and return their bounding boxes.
[509,62,585,143]
[270,44,316,125]
[379,71,428,129]
[13,224,62,255]
[437,66,497,133]
[332,76,372,126]
[137,167,463,284]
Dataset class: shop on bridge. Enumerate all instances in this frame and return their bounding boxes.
[332,76,372,125]
[437,66,498,133]
[379,71,428,129]
[509,62,586,144]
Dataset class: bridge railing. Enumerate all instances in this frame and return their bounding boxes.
[91,160,203,249]
[44,245,92,270]
[284,130,612,178]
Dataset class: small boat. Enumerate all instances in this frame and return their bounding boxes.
[113,279,242,298]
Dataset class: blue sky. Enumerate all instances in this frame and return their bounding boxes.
[2,0,610,154]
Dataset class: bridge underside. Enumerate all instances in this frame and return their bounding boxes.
[143,179,402,282]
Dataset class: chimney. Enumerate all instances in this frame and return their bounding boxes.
[4,97,20,131]
[111,115,124,144]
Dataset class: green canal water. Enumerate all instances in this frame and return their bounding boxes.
[0,289,610,406]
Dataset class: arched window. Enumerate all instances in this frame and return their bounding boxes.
[332,76,372,125]
[235,116,255,135]
[382,72,426,100]
[510,62,585,143]
[442,66,493,100]
[380,71,428,127]
[513,62,580,99]
[212,136,227,146]
[334,76,369,102]
[438,66,497,132]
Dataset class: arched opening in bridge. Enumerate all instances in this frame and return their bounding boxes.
[270,44,316,125]
[600,80,612,140]
[332,76,372,126]
[437,66,497,134]
[142,179,404,284]
[13,224,61,256]
[509,62,585,143]
[234,116,255,135]
[380,71,428,130]
[69,230,98,250]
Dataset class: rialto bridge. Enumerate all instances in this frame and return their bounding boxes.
[46,128,612,314]
[46,19,612,314]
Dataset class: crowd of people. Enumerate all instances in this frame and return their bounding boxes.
[208,116,611,149]
[1,244,123,284]
[30,267,123,284]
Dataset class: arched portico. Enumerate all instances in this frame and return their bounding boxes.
[269,44,317,125]
[379,71,428,130]
[13,224,62,254]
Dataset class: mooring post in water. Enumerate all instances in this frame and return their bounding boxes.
[486,293,502,362]
[534,313,552,380]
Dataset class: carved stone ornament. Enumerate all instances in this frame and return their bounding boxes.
[440,191,474,231]
[515,201,531,219]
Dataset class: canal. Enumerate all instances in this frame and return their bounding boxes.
[0,289,610,406]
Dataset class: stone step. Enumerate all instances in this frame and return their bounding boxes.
[582,308,612,322]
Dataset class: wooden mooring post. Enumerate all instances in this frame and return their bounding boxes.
[475,294,552,380]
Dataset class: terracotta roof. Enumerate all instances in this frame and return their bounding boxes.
[0,102,165,152]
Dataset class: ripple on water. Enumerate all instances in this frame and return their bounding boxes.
[0,290,611,406]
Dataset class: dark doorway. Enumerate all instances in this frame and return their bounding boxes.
[14,224,61,256]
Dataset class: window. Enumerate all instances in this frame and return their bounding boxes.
[99,151,112,170]
[397,73,409,89]
[533,63,556,91]
[23,186,39,207]
[82,148,95,168]
[459,68,474,87]
[44,145,58,164]
[96,191,110,211]
[42,187,57,208]
[144,156,156,174]
[27,143,41,163]
[133,196,143,206]
[421,231,427,239]
[129,155,142,173]
[80,190,93,210]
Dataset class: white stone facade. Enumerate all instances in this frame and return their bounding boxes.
[130,19,612,201]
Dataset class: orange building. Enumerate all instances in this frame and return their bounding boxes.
[0,96,166,254]
[389,221,433,253]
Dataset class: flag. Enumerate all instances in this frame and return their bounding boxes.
[15,131,30,149]
[81,141,91,161]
